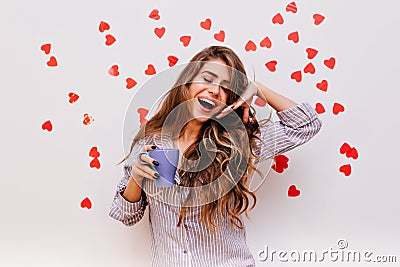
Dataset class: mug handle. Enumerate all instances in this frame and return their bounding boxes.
[137,151,150,165]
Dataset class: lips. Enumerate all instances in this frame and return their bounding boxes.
[197,97,217,110]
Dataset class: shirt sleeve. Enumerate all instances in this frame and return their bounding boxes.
[109,137,151,226]
[254,102,322,161]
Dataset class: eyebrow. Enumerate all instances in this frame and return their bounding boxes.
[201,70,230,84]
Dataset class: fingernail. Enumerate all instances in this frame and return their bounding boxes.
[154,172,160,178]
[151,145,157,149]
[231,105,235,109]
[153,160,159,166]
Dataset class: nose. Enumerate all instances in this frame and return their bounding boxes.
[208,82,220,95]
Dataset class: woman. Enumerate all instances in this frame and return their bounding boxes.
[109,46,322,266]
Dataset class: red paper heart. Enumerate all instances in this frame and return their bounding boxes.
[214,30,225,42]
[272,155,289,173]
[68,92,79,103]
[99,21,110,33]
[42,120,53,131]
[324,57,336,69]
[340,142,351,154]
[40,43,51,54]
[154,27,166,38]
[346,147,359,160]
[200,18,212,30]
[339,164,351,176]
[108,65,119,76]
[260,36,272,48]
[126,78,137,89]
[265,60,277,72]
[316,80,328,91]
[167,55,179,67]
[288,31,299,43]
[89,146,100,158]
[105,34,116,46]
[138,108,149,128]
[333,103,345,115]
[254,97,266,107]
[306,48,318,59]
[148,9,160,20]
[272,13,284,24]
[315,103,325,114]
[47,56,58,67]
[304,62,315,74]
[290,71,302,82]
[80,197,92,209]
[313,14,325,25]
[145,64,156,75]
[179,35,191,47]
[286,2,298,13]
[245,40,257,52]
[288,185,301,197]
[90,158,101,169]
[83,113,94,125]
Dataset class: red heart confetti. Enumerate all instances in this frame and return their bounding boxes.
[303,62,315,74]
[313,14,325,25]
[105,34,116,46]
[272,13,284,24]
[340,142,351,154]
[316,80,328,92]
[288,184,301,197]
[68,92,79,103]
[259,36,272,49]
[315,103,325,114]
[167,55,179,67]
[90,158,101,169]
[306,48,318,59]
[254,97,266,107]
[145,64,156,75]
[324,57,336,69]
[288,31,299,43]
[333,103,345,115]
[47,56,58,67]
[272,155,289,173]
[214,30,225,42]
[148,9,160,20]
[137,108,149,128]
[80,197,92,209]
[346,147,359,160]
[42,120,53,132]
[265,60,277,72]
[99,21,110,33]
[40,43,51,54]
[200,18,212,30]
[83,113,94,125]
[286,2,298,13]
[245,40,257,52]
[154,27,166,38]
[108,65,119,76]
[179,35,191,47]
[339,164,351,176]
[290,71,302,82]
[89,146,100,158]
[126,78,137,89]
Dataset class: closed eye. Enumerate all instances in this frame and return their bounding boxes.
[203,77,212,83]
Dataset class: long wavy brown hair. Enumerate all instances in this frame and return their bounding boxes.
[119,46,264,233]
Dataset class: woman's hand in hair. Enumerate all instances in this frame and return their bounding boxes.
[216,81,259,123]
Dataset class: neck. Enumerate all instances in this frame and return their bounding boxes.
[180,120,202,143]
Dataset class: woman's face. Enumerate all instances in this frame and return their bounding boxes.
[187,58,230,122]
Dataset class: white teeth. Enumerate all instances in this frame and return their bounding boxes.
[199,98,215,107]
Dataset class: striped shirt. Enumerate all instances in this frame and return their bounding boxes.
[109,102,322,267]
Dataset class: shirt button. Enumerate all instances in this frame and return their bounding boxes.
[183,250,187,254]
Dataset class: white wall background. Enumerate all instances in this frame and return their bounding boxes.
[1,0,399,266]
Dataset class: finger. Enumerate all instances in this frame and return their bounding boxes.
[132,165,158,180]
[144,144,157,151]
[243,107,250,124]
[137,152,159,167]
[133,161,159,179]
